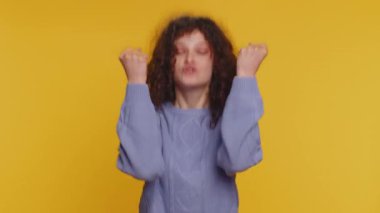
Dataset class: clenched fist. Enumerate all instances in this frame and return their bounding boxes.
[119,48,148,84]
[237,43,268,77]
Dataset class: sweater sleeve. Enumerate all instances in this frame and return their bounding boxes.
[216,76,264,176]
[116,83,165,181]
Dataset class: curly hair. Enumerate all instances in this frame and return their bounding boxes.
[147,15,237,128]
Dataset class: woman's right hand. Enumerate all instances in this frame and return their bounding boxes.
[119,48,148,84]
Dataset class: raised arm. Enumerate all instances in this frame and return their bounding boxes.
[116,48,165,181]
[216,43,268,176]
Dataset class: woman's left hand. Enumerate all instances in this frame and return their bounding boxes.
[237,43,268,77]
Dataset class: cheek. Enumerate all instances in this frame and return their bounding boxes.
[174,56,185,67]
[200,58,213,73]
[173,57,182,72]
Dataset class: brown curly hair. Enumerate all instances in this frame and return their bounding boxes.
[147,15,237,128]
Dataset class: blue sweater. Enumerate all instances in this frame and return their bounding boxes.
[116,76,264,213]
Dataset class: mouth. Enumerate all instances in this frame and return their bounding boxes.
[183,66,196,74]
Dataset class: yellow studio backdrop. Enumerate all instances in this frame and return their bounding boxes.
[1,0,379,212]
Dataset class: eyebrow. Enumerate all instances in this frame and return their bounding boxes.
[175,41,210,48]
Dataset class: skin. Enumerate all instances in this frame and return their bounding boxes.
[119,30,268,109]
[172,30,213,109]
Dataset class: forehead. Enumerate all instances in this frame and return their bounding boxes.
[174,30,209,46]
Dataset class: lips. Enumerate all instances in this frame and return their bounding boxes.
[183,66,196,74]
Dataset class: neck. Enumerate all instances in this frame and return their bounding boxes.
[174,86,209,109]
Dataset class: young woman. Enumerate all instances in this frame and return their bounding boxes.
[116,15,268,213]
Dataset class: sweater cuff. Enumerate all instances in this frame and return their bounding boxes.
[124,83,151,105]
[231,76,260,98]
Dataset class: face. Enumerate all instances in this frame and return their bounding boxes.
[173,29,213,91]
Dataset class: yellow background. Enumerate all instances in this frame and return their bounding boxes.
[1,0,379,212]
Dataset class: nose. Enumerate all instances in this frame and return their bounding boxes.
[185,51,194,64]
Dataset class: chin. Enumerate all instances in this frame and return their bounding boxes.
[176,80,209,90]
[174,72,211,90]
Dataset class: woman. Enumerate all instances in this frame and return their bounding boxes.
[116,15,268,213]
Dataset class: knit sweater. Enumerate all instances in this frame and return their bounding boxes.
[116,76,264,213]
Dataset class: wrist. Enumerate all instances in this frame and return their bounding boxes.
[236,72,256,78]
[127,77,147,84]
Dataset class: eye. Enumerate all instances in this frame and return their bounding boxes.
[197,49,209,54]
[176,48,186,54]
